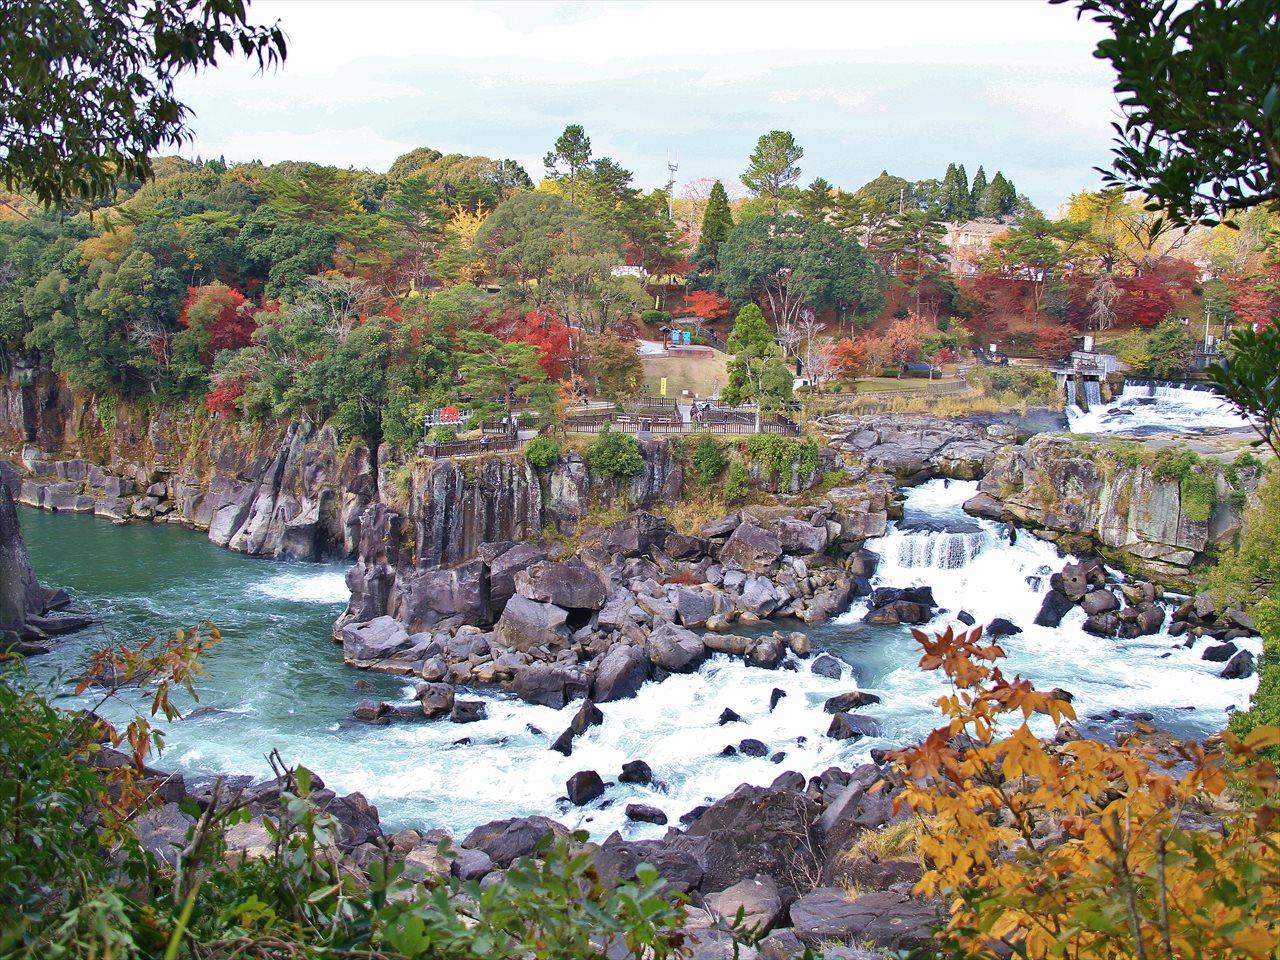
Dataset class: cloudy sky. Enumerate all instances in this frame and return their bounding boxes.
[175,0,1120,213]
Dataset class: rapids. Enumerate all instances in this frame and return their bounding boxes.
[1067,381,1252,435]
[18,484,1259,837]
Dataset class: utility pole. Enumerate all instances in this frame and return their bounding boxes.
[666,151,679,222]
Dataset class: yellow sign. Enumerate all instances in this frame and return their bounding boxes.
[659,377,668,397]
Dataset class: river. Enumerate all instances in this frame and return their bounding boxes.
[19,481,1260,838]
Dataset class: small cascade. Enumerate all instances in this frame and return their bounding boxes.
[886,524,991,571]
[1065,379,1078,408]
[1083,380,1102,407]
[1067,378,1250,435]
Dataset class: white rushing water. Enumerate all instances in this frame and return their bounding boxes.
[26,488,1262,839]
[1068,382,1252,435]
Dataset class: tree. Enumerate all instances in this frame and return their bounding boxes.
[171,281,254,388]
[694,180,734,269]
[940,162,972,220]
[741,131,803,215]
[1087,274,1120,331]
[1210,323,1280,457]
[830,338,871,380]
[544,124,593,205]
[982,215,1088,314]
[834,171,914,254]
[581,332,641,401]
[721,303,793,413]
[1064,0,1280,225]
[969,166,989,215]
[719,214,885,350]
[681,290,731,322]
[455,329,555,421]
[1,0,285,206]
[796,177,834,221]
[977,171,1018,219]
[880,207,949,312]
[510,310,573,380]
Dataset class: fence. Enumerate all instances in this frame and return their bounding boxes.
[562,417,800,437]
[421,437,522,459]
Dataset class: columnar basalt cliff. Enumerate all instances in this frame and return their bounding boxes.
[964,434,1259,587]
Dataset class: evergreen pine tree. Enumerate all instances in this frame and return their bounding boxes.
[969,166,988,218]
[695,180,734,268]
[980,172,1018,218]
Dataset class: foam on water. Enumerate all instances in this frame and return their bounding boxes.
[253,569,351,604]
[1068,382,1251,435]
[20,491,1262,838]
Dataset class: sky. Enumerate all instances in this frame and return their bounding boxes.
[174,0,1121,214]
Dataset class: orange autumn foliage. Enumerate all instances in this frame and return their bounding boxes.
[890,625,1280,960]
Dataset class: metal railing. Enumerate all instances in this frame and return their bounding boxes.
[421,437,522,459]
[563,416,800,437]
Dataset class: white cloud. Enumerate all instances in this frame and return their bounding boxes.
[174,0,1121,210]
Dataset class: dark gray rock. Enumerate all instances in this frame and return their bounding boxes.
[625,803,668,825]
[450,700,487,723]
[515,560,606,610]
[789,888,938,951]
[987,617,1021,636]
[647,622,707,672]
[824,691,881,713]
[450,846,494,881]
[704,874,784,934]
[592,644,650,702]
[619,760,653,784]
[566,770,605,806]
[718,708,742,725]
[720,522,783,573]
[1220,650,1256,680]
[810,653,844,679]
[341,616,413,664]
[1201,641,1238,663]
[461,816,569,868]
[415,682,455,719]
[739,738,769,757]
[827,713,882,741]
[494,595,570,652]
[511,663,589,708]
[1035,589,1075,628]
[1081,589,1120,616]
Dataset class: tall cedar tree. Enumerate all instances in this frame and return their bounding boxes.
[695,180,734,267]
[741,131,803,215]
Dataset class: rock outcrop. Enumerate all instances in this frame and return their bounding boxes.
[967,434,1258,587]
[817,413,1020,484]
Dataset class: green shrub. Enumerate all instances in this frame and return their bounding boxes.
[640,309,670,326]
[1180,469,1217,522]
[744,434,818,477]
[690,435,727,485]
[586,427,644,480]
[724,461,750,503]
[426,424,457,443]
[523,435,561,469]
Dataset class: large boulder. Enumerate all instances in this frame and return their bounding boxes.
[704,875,784,934]
[494,595,570,652]
[398,559,490,627]
[673,587,715,629]
[592,644,650,702]
[487,543,548,610]
[1220,650,1256,680]
[566,770,606,806]
[588,831,708,895]
[863,600,930,626]
[341,616,413,665]
[511,663,590,708]
[1034,589,1075,628]
[720,523,783,574]
[776,518,827,556]
[1081,589,1119,616]
[461,816,570,868]
[515,560,607,611]
[686,784,819,903]
[789,888,938,951]
[602,511,673,557]
[647,622,707,673]
[827,713,882,741]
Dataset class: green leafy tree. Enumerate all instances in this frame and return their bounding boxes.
[1210,323,1280,458]
[1064,0,1280,225]
[834,171,914,253]
[721,303,794,412]
[1,0,285,205]
[455,329,555,421]
[940,162,973,220]
[797,177,834,221]
[586,426,644,480]
[694,180,734,270]
[1117,319,1196,378]
[523,434,561,468]
[969,165,989,215]
[978,171,1018,219]
[544,124,593,205]
[582,332,642,400]
[880,207,950,312]
[690,434,728,485]
[719,214,886,351]
[741,130,803,215]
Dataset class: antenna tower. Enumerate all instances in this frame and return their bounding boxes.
[666,151,679,221]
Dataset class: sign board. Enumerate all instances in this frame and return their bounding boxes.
[659,377,668,397]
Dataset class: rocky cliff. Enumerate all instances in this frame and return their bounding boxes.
[965,434,1258,587]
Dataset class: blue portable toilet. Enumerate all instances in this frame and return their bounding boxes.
[682,329,691,346]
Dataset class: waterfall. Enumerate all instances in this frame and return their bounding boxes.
[1065,380,1077,408]
[1084,380,1102,407]
[888,527,991,571]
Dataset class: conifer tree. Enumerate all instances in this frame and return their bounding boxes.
[980,171,1018,218]
[941,163,971,220]
[695,180,734,268]
[969,165,988,218]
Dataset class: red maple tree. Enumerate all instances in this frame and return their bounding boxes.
[509,310,573,379]
[179,283,255,363]
[682,290,731,321]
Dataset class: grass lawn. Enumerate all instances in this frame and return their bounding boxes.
[639,348,730,400]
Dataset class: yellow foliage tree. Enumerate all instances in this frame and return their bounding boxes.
[890,625,1280,959]
[438,204,490,284]
[79,224,136,265]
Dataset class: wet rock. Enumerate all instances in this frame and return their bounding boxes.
[619,760,653,785]
[352,699,389,723]
[789,888,938,951]
[1201,641,1238,663]
[810,653,843,679]
[718,708,742,725]
[511,663,589,709]
[824,691,881,713]
[769,687,787,711]
[987,617,1021,636]
[415,682,455,719]
[625,803,668,825]
[704,875,784,934]
[566,770,605,806]
[1220,650,1256,680]
[674,587,715,629]
[704,633,754,656]
[827,713,882,741]
[450,700,487,723]
[1083,612,1121,637]
[739,739,769,757]
[342,616,413,665]
[863,600,929,626]
[1035,589,1075,628]
[1081,589,1120,616]
[956,610,976,626]
[747,635,786,669]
